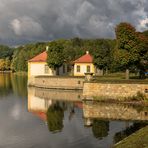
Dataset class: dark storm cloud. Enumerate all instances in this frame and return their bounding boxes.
[0,0,147,45]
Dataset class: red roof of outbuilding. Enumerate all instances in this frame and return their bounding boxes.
[74,51,93,63]
[29,51,47,62]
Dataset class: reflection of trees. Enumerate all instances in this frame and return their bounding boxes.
[92,119,109,139]
[47,103,64,133]
[114,122,148,144]
[11,74,27,97]
[0,73,12,96]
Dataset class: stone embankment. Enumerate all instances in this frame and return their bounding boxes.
[28,76,84,90]
[28,76,148,101]
[83,82,148,100]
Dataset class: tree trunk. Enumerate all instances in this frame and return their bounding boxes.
[139,69,145,79]
[125,69,129,80]
[105,67,108,75]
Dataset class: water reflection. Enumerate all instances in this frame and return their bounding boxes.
[83,101,148,121]
[114,122,148,143]
[47,103,64,133]
[28,87,83,133]
[0,73,147,148]
[0,73,27,97]
[11,74,27,97]
[28,87,148,145]
[0,73,12,96]
[92,120,109,140]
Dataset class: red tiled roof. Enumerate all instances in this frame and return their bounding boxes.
[28,51,47,62]
[74,52,93,63]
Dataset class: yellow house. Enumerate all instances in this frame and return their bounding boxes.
[28,50,68,85]
[73,51,95,76]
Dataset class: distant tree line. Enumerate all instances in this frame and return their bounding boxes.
[0,22,147,79]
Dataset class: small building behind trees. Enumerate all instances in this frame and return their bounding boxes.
[73,51,103,76]
[28,51,68,85]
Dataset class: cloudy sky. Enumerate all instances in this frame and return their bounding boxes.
[0,0,148,46]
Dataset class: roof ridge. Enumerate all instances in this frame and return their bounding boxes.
[74,52,93,63]
[28,50,47,62]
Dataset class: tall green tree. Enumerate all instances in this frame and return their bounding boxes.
[93,39,115,74]
[0,45,13,59]
[114,22,141,79]
[47,41,65,74]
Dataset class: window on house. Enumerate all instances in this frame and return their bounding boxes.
[86,65,90,73]
[77,65,80,72]
[44,65,49,74]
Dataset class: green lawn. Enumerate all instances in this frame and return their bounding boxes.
[113,126,148,148]
[93,72,148,84]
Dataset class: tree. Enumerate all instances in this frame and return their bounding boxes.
[136,32,148,78]
[142,30,148,37]
[0,45,13,59]
[114,22,141,79]
[0,58,11,71]
[47,41,65,74]
[0,59,5,71]
[93,39,114,74]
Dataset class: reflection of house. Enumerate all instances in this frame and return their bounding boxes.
[28,50,68,79]
[73,51,103,76]
[27,87,83,122]
[28,87,53,113]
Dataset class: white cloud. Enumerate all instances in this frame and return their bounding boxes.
[138,18,148,31]
[10,16,44,37]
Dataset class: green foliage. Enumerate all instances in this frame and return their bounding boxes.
[114,23,139,69]
[142,30,148,37]
[0,58,11,71]
[127,91,147,101]
[11,42,46,72]
[0,45,13,59]
[114,22,148,78]
[93,39,115,70]
[47,41,65,69]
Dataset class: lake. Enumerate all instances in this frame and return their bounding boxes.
[0,73,147,148]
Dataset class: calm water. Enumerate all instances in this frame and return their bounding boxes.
[0,73,147,148]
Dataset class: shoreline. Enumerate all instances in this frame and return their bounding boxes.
[83,98,148,106]
[114,126,148,148]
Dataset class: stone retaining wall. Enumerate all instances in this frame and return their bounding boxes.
[29,76,84,90]
[83,82,148,100]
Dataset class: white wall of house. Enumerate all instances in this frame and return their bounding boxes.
[30,62,54,76]
[29,62,68,77]
[74,63,95,76]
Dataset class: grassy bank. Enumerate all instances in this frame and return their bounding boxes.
[114,126,148,148]
[93,72,148,84]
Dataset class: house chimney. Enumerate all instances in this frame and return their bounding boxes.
[86,51,89,54]
[46,46,49,51]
